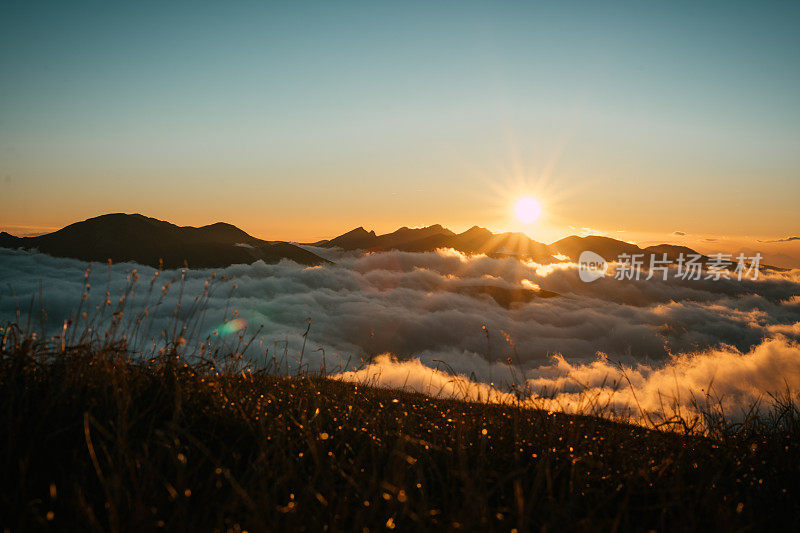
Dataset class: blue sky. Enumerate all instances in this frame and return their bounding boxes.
[1,1,798,241]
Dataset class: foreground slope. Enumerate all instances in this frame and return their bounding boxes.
[2,335,798,531]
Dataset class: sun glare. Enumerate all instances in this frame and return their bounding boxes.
[514,197,542,224]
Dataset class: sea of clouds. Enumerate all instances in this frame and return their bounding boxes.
[1,246,799,424]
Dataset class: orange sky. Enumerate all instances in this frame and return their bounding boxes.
[2,2,798,265]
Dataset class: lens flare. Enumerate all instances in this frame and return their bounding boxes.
[218,318,247,336]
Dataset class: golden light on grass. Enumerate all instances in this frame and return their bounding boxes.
[514,197,542,224]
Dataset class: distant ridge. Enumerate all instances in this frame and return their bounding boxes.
[313,225,719,266]
[0,214,749,271]
[0,213,328,269]
[317,224,553,260]
[324,227,377,250]
[320,224,456,252]
[549,235,642,261]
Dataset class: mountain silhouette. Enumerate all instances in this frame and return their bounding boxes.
[319,224,554,261]
[321,224,455,252]
[454,284,559,309]
[0,215,730,271]
[549,235,642,261]
[641,244,705,262]
[0,214,327,269]
[322,227,378,250]
[314,225,722,266]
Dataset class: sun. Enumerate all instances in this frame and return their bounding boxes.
[514,197,542,223]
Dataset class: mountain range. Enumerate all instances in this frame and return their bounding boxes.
[0,213,713,269]
[312,224,706,264]
[0,214,328,268]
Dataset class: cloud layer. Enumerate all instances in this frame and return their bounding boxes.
[339,337,800,426]
[1,246,799,422]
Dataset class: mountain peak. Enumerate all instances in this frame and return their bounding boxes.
[202,221,239,230]
[341,226,374,236]
[0,213,327,268]
[424,224,455,236]
[387,224,454,236]
[461,226,492,237]
[322,226,377,249]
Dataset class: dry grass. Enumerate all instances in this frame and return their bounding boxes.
[2,317,800,532]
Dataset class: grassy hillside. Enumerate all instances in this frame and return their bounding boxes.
[1,324,799,531]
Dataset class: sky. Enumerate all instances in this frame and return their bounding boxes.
[1,0,799,245]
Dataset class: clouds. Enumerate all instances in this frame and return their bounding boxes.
[339,337,800,425]
[1,246,799,422]
[759,236,800,243]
